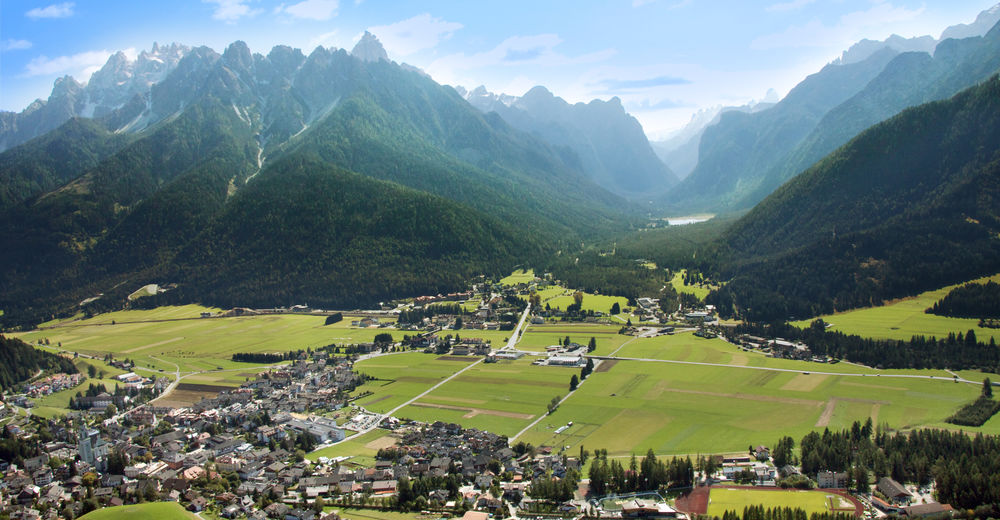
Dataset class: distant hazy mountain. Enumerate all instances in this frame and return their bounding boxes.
[709,77,1000,322]
[737,18,1000,209]
[458,85,678,200]
[659,48,899,213]
[0,34,632,328]
[650,93,777,180]
[941,3,1000,40]
[0,43,188,152]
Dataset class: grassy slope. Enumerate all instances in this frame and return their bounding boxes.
[791,273,1000,343]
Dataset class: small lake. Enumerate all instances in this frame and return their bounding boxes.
[665,215,714,226]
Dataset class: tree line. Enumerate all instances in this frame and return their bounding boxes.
[587,449,694,496]
[0,335,78,390]
[927,281,1000,319]
[727,320,1000,372]
[784,420,1000,509]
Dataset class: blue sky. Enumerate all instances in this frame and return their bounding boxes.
[0,0,994,136]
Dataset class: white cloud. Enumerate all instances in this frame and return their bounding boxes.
[25,2,74,19]
[3,39,33,51]
[766,0,815,12]
[752,2,924,51]
[278,0,338,21]
[309,30,339,48]
[204,0,261,22]
[21,50,113,80]
[368,14,463,57]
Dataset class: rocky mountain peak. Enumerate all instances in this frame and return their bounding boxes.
[351,31,388,63]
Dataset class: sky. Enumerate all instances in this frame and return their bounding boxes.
[0,0,995,138]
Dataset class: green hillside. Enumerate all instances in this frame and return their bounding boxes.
[708,77,1000,322]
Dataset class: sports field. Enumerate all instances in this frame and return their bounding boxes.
[792,274,1000,343]
[706,488,854,517]
[78,502,198,520]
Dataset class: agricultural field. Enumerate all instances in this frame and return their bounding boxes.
[545,292,628,315]
[517,349,993,456]
[351,352,477,413]
[14,306,398,383]
[501,269,537,285]
[706,488,852,517]
[792,274,1000,343]
[396,356,575,436]
[78,502,198,520]
[517,323,628,355]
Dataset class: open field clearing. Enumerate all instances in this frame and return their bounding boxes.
[501,269,536,285]
[518,352,991,456]
[546,292,629,315]
[14,306,396,376]
[792,274,1000,343]
[395,357,574,436]
[517,323,628,355]
[705,487,858,517]
[78,502,198,520]
[351,353,476,413]
[670,270,714,300]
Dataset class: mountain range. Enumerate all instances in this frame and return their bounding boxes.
[0,34,633,328]
[2,6,1000,328]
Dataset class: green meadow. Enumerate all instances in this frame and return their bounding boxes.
[351,352,476,413]
[15,306,400,383]
[501,269,537,285]
[792,274,1000,343]
[517,323,629,355]
[395,357,576,436]
[670,269,715,300]
[706,488,843,517]
[517,346,991,456]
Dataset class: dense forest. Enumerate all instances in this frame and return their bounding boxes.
[532,251,669,305]
[703,77,1000,322]
[787,421,1000,510]
[928,281,1000,319]
[0,335,78,390]
[728,320,1000,372]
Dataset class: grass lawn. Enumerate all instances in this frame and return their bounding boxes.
[78,502,198,520]
[14,306,399,377]
[706,488,839,517]
[792,274,1000,343]
[308,429,397,467]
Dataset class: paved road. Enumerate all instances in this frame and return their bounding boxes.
[332,304,535,447]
